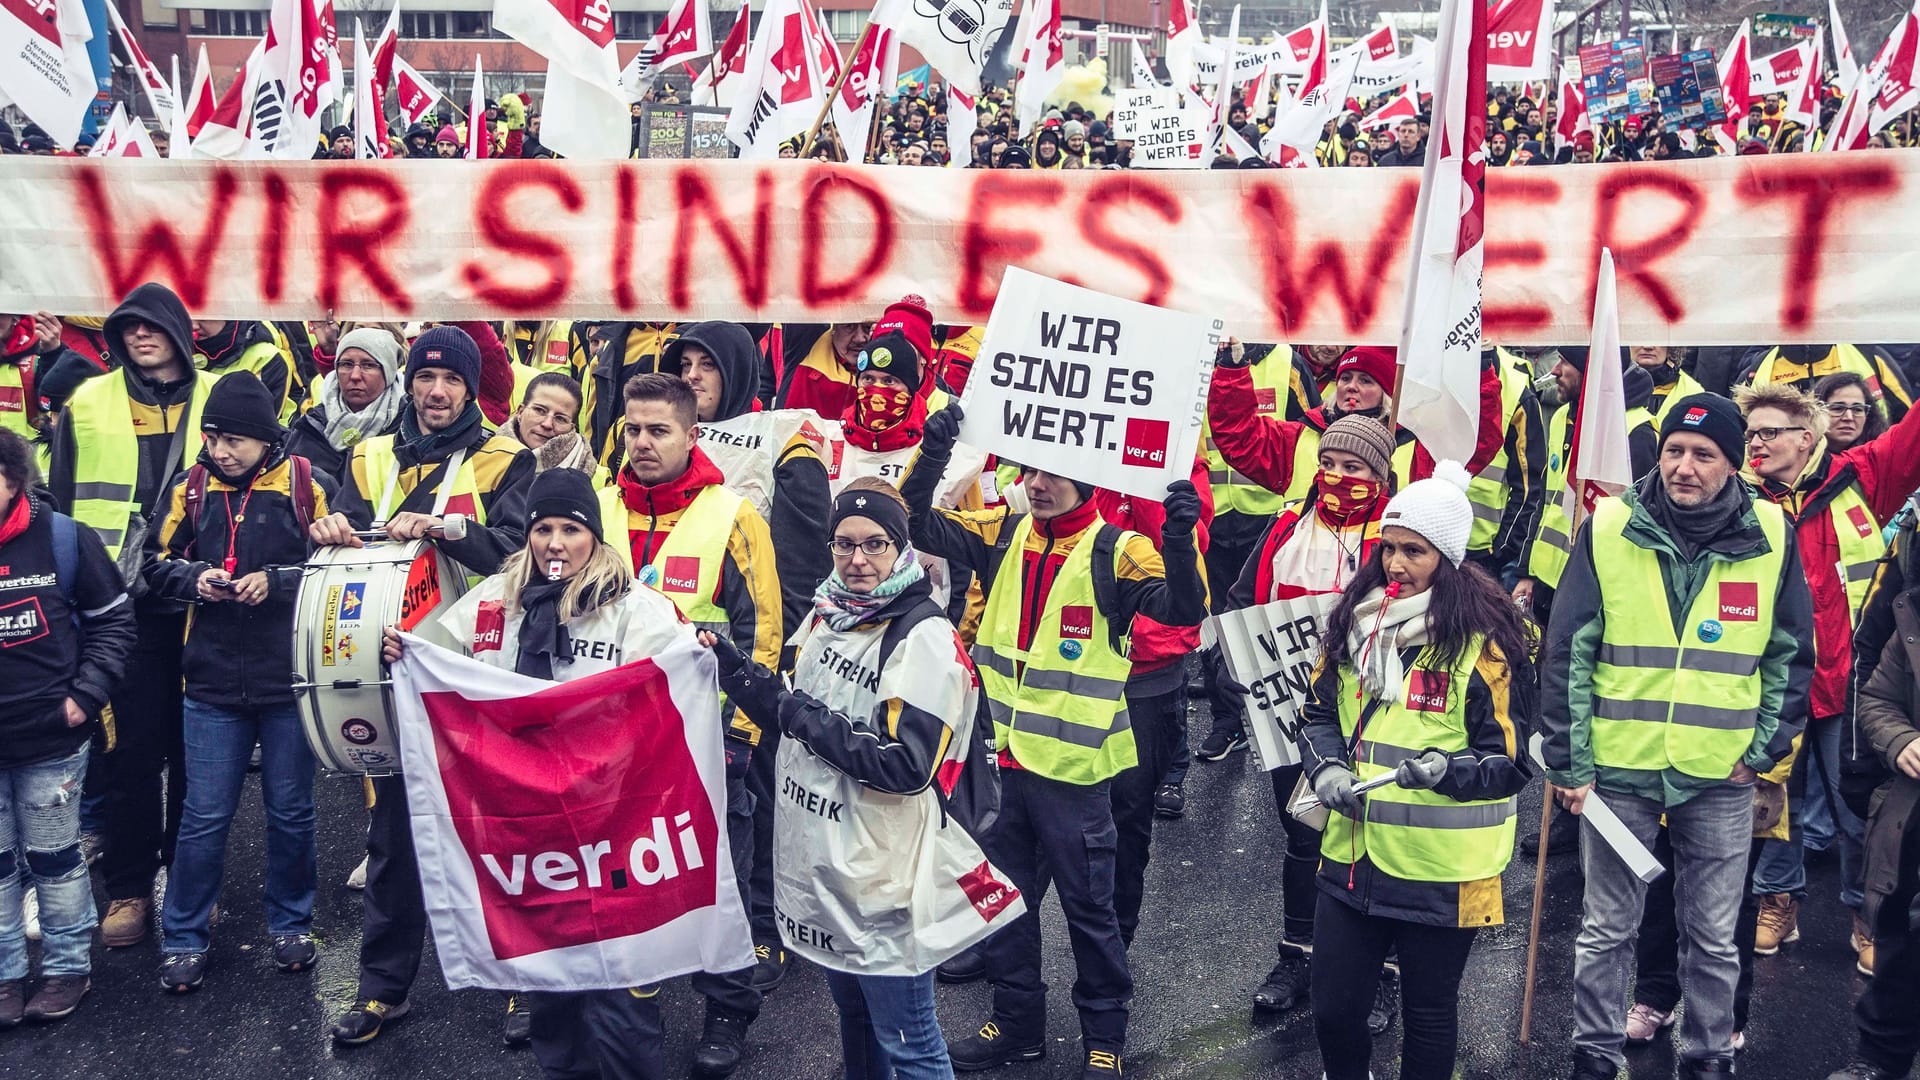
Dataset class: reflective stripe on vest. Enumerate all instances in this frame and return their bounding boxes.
[1466,356,1529,549]
[1204,359,1290,516]
[1530,406,1573,588]
[1321,637,1517,883]
[1827,484,1889,623]
[64,372,209,560]
[973,517,1138,784]
[1587,497,1789,779]
[357,436,491,527]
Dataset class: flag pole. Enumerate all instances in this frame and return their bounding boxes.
[802,22,874,157]
[1518,496,1587,1044]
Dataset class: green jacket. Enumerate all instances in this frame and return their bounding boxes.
[1540,476,1815,807]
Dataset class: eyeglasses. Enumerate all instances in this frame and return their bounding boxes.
[1825,402,1871,416]
[334,359,386,374]
[1745,426,1807,444]
[827,537,894,557]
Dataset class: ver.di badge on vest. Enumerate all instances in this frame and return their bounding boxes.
[1697,619,1724,643]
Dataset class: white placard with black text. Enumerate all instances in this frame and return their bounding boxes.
[1210,593,1338,770]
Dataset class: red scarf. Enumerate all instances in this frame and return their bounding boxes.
[1315,471,1384,526]
[842,390,928,453]
[0,493,29,547]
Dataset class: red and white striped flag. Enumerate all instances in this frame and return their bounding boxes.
[1714,19,1754,153]
[692,0,751,107]
[105,2,176,128]
[466,55,488,159]
[1393,0,1487,466]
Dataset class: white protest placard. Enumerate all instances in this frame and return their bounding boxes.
[1112,86,1173,140]
[1131,101,1212,168]
[1210,593,1337,770]
[957,267,1218,502]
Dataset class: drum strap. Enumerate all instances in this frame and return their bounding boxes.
[374,447,466,525]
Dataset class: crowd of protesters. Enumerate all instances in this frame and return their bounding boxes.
[3,62,1920,1080]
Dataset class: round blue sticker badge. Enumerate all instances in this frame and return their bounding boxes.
[638,565,661,588]
[1059,640,1084,660]
[1697,619,1724,643]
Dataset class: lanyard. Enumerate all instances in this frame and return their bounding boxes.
[374,447,466,525]
[221,486,255,575]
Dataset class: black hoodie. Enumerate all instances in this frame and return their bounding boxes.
[49,283,202,528]
[660,320,833,640]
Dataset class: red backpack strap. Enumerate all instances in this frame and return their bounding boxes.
[290,455,315,534]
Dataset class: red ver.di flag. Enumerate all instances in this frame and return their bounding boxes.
[956,267,1220,501]
[390,635,753,990]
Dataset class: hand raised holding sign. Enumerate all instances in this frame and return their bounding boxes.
[922,403,964,459]
[1161,480,1202,538]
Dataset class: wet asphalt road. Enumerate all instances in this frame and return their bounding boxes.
[0,696,1869,1080]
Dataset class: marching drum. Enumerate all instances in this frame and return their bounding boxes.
[293,538,469,774]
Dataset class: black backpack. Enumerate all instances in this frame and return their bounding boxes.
[878,596,1002,838]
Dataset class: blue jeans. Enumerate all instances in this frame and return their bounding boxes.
[825,969,953,1080]
[1750,715,1866,910]
[161,699,317,953]
[0,745,93,979]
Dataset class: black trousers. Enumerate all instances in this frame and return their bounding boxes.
[356,745,762,1020]
[95,607,187,901]
[1858,802,1920,1075]
[1311,891,1478,1080]
[1110,686,1184,944]
[530,988,665,1080]
[1632,831,1762,1031]
[1199,511,1270,739]
[743,726,781,946]
[982,769,1132,1051]
[1268,763,1322,946]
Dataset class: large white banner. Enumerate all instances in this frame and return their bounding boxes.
[1211,593,1337,770]
[956,268,1218,500]
[8,154,1920,346]
[391,635,754,991]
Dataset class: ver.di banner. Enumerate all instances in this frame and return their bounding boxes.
[0,152,1915,345]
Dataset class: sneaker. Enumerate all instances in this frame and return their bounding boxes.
[1754,893,1801,955]
[502,993,532,1047]
[0,980,24,1027]
[1826,1062,1908,1080]
[346,855,369,891]
[79,833,107,867]
[749,940,788,992]
[949,1018,1046,1071]
[101,897,151,948]
[1083,1047,1124,1077]
[1853,916,1877,976]
[272,934,317,973]
[1624,1002,1675,1044]
[23,975,89,1022]
[1251,949,1311,1013]
[1366,969,1398,1036]
[1731,1031,1747,1053]
[937,947,988,984]
[331,998,410,1044]
[1195,728,1249,762]
[1521,810,1581,857]
[1153,783,1185,819]
[22,887,38,943]
[1571,1048,1619,1080]
[159,952,207,994]
[691,1009,750,1078]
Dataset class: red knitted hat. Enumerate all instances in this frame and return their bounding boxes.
[1335,346,1397,392]
[873,295,935,364]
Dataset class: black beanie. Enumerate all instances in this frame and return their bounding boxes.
[200,372,283,443]
[1558,345,1590,373]
[855,332,925,397]
[1660,393,1745,464]
[406,326,483,396]
[524,468,604,543]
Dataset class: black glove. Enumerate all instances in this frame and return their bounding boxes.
[1214,339,1250,369]
[707,633,748,678]
[1161,480,1201,538]
[921,403,964,459]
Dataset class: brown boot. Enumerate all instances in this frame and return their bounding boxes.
[101,897,151,948]
[1853,916,1876,976]
[0,979,24,1027]
[1753,893,1799,955]
[23,975,89,1022]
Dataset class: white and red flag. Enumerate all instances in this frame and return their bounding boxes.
[1359,86,1418,131]
[105,1,176,127]
[194,0,341,160]
[1394,0,1486,466]
[724,0,835,157]
[692,0,751,107]
[1165,0,1200,91]
[1555,56,1589,152]
[1011,0,1065,133]
[352,21,389,158]
[0,0,99,149]
[1714,19,1754,153]
[92,102,159,158]
[620,0,715,101]
[391,637,754,991]
[873,0,1012,97]
[465,56,488,158]
[1831,0,1860,92]
[1485,0,1551,81]
[1357,21,1399,63]
[1871,5,1920,133]
[1567,248,1634,520]
[833,24,900,159]
[183,43,217,140]
[494,0,629,158]
[390,57,443,127]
